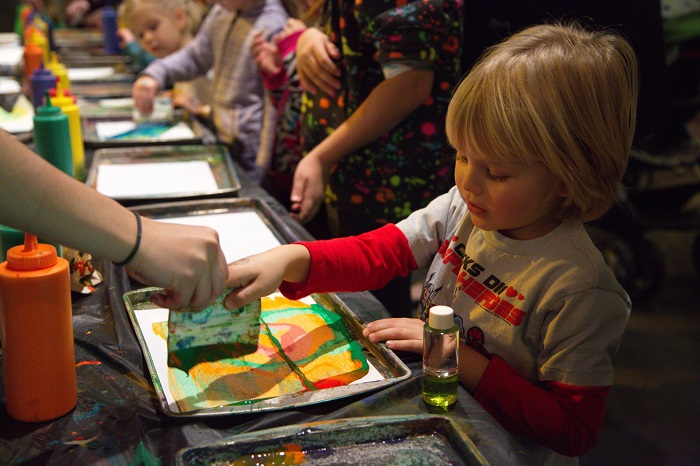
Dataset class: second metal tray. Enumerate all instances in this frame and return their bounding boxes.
[86,144,240,205]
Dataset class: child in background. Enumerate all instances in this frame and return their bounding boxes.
[116,27,155,73]
[224,22,637,463]
[252,0,325,232]
[118,0,211,119]
[132,0,288,183]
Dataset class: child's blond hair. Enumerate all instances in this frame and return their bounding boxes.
[446,22,639,222]
[119,0,206,36]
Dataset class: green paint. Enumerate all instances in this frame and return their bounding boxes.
[128,441,161,466]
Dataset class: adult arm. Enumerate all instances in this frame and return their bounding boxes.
[290,69,434,223]
[0,131,227,309]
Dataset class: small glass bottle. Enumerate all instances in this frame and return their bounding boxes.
[422,305,459,409]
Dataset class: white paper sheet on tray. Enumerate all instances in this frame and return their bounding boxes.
[67,66,116,81]
[155,211,282,262]
[96,161,218,198]
[94,120,195,141]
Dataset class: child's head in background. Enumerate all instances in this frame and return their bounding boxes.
[119,0,206,58]
[447,22,638,226]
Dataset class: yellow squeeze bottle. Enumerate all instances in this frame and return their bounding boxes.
[30,30,49,67]
[46,52,70,91]
[51,82,85,180]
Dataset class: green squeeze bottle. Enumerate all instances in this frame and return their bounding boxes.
[422,305,459,409]
[33,91,74,177]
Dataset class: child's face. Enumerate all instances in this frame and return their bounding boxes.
[129,8,187,58]
[213,0,254,12]
[454,149,565,240]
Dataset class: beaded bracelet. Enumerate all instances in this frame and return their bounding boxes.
[114,211,142,267]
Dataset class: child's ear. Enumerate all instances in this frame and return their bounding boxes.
[557,182,568,198]
[174,7,187,31]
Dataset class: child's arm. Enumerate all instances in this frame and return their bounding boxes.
[291,68,434,223]
[364,317,607,456]
[224,244,311,309]
[474,356,609,456]
[225,224,417,309]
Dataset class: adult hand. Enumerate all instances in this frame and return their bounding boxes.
[289,153,328,224]
[362,318,425,353]
[125,217,228,310]
[65,0,90,25]
[295,27,342,95]
[132,75,159,115]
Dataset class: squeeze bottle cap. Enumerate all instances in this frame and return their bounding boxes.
[428,305,455,330]
[31,61,54,79]
[6,234,57,271]
[50,82,74,107]
[36,92,61,116]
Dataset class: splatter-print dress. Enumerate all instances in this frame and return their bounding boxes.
[300,0,463,225]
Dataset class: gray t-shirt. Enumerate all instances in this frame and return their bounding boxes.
[398,186,631,387]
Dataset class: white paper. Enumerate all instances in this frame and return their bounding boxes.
[156,211,282,263]
[95,120,135,140]
[0,94,34,133]
[94,120,195,141]
[156,121,195,140]
[67,66,116,81]
[98,97,134,108]
[0,77,21,94]
[0,46,23,67]
[96,161,218,198]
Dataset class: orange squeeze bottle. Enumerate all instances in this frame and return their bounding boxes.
[0,234,77,422]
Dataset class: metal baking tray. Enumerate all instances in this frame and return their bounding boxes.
[66,61,134,82]
[122,199,411,418]
[54,29,104,48]
[70,81,134,99]
[86,145,240,205]
[81,114,206,148]
[175,415,488,465]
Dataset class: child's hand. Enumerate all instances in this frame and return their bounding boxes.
[117,27,137,47]
[65,0,90,25]
[290,152,329,224]
[252,31,282,77]
[363,318,425,354]
[296,27,342,95]
[224,244,311,310]
[277,18,307,42]
[132,76,159,115]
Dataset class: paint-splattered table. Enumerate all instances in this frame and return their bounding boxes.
[0,168,536,465]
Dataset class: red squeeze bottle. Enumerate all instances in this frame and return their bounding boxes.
[0,234,77,422]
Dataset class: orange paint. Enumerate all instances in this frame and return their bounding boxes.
[76,360,102,367]
[0,234,77,422]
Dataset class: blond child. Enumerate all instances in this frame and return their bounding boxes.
[118,0,211,118]
[132,0,289,183]
[224,22,638,463]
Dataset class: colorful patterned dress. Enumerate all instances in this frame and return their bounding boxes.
[300,0,463,225]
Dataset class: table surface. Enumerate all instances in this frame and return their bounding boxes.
[0,150,536,465]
